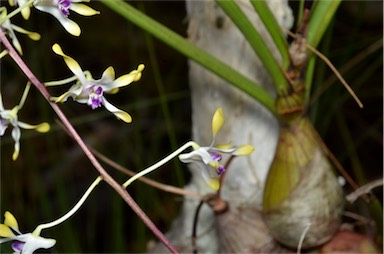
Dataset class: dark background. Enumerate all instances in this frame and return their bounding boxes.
[1,1,382,252]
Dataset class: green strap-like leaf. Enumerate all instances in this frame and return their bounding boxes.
[216,0,288,94]
[100,0,276,114]
[307,0,342,49]
[250,0,290,69]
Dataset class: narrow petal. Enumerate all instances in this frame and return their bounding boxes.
[52,44,86,84]
[0,224,14,238]
[10,25,40,41]
[17,122,50,133]
[4,211,19,231]
[11,127,21,160]
[233,144,255,156]
[103,99,132,123]
[35,6,81,36]
[104,64,144,90]
[212,107,224,137]
[207,178,220,191]
[100,66,115,83]
[70,3,100,16]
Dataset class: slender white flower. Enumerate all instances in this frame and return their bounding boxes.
[46,44,144,123]
[33,0,99,36]
[0,7,40,55]
[0,83,50,160]
[179,108,254,190]
[123,108,254,191]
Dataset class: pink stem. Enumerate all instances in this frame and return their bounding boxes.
[0,30,178,254]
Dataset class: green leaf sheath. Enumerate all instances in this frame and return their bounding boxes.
[100,0,276,114]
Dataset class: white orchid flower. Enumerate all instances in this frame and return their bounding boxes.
[0,83,50,160]
[33,0,100,36]
[45,44,144,123]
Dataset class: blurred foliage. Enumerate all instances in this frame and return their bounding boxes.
[1,0,382,253]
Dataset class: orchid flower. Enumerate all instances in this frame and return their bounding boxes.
[0,212,56,254]
[45,44,144,123]
[179,108,254,190]
[0,83,50,160]
[0,176,102,253]
[0,7,40,55]
[33,0,100,36]
[123,108,254,191]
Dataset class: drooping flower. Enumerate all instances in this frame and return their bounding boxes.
[179,108,254,190]
[46,44,144,123]
[0,7,41,55]
[33,0,100,36]
[0,83,50,160]
[0,212,56,254]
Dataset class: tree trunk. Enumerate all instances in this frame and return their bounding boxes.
[150,1,293,252]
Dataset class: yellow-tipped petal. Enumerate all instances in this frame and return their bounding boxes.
[12,149,19,161]
[233,145,255,156]
[4,211,19,230]
[103,100,132,123]
[70,3,100,16]
[208,178,220,191]
[212,107,224,137]
[102,66,115,80]
[0,224,14,237]
[52,44,84,81]
[35,123,50,133]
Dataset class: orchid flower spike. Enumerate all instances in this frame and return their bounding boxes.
[33,0,100,36]
[0,83,50,160]
[46,44,144,123]
[0,7,40,55]
[179,107,254,190]
[0,211,56,254]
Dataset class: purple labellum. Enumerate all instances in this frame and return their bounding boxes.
[216,165,225,175]
[58,0,71,17]
[11,241,25,252]
[210,153,222,161]
[87,85,104,109]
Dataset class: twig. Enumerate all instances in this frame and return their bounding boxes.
[0,30,178,254]
[91,148,203,200]
[346,178,383,203]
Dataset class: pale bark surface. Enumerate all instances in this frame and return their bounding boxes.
[150,1,293,252]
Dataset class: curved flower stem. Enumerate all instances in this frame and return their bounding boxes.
[33,176,103,236]
[0,30,179,254]
[123,141,196,188]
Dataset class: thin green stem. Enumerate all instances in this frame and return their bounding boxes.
[123,141,196,188]
[33,176,103,235]
[0,0,34,24]
[99,0,276,115]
